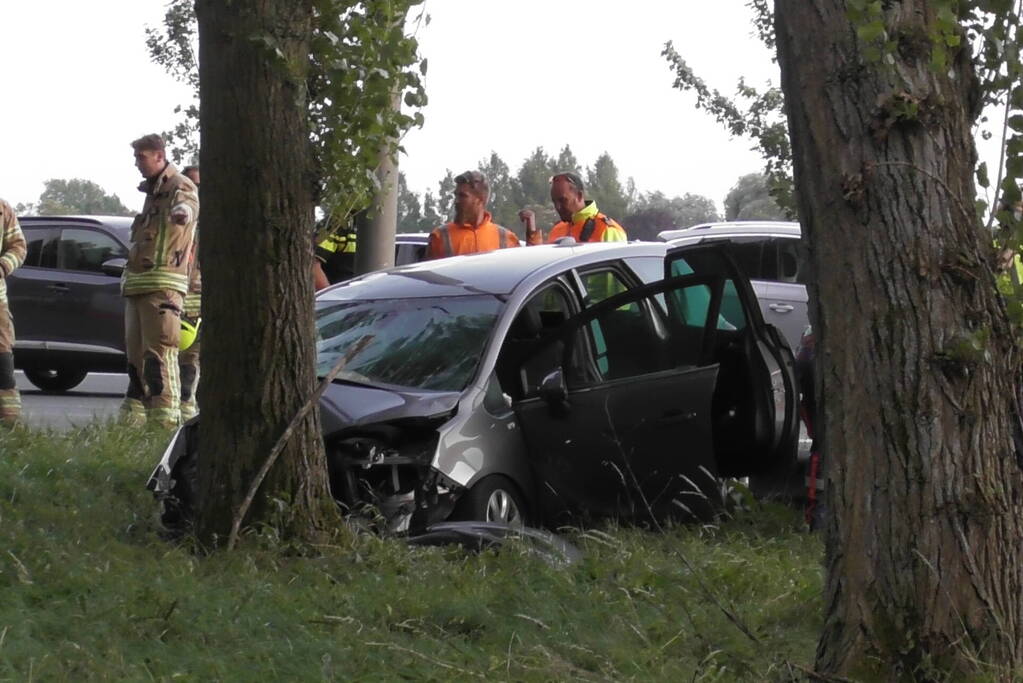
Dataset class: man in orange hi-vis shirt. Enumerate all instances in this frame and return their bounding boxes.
[425,171,520,259]
[519,172,627,245]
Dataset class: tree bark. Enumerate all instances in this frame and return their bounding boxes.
[775,1,1023,677]
[195,0,338,544]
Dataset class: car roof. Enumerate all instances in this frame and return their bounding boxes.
[19,215,134,241]
[658,220,800,243]
[317,241,670,300]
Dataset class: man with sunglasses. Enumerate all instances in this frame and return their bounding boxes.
[426,171,520,259]
[519,172,627,245]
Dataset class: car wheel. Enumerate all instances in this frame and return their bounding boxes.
[24,368,89,393]
[453,475,528,527]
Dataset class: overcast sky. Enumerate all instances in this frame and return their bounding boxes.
[0,2,1002,216]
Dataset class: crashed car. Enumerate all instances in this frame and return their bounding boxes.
[149,240,799,532]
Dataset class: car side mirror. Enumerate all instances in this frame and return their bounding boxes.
[101,257,127,277]
[539,368,569,415]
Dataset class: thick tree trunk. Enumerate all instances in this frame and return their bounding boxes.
[194,0,338,544]
[775,1,1023,677]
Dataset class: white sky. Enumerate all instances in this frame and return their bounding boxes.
[0,1,1003,215]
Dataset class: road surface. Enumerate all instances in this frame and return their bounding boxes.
[16,371,124,430]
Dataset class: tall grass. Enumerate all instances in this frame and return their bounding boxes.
[1,423,822,680]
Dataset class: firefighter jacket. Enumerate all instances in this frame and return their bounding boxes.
[123,163,199,297]
[526,201,627,245]
[0,199,26,303]
[426,213,520,259]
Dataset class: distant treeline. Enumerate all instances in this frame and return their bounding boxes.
[397,146,788,239]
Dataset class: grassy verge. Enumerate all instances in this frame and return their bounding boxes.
[1,424,822,680]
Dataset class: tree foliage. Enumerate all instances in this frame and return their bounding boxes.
[33,178,133,216]
[404,147,732,238]
[723,173,788,221]
[145,0,427,221]
[624,191,720,240]
[663,22,793,215]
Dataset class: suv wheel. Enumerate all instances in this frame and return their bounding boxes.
[24,368,89,393]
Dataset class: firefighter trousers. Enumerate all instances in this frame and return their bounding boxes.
[0,295,20,425]
[121,290,182,428]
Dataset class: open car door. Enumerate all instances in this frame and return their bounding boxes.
[664,244,800,478]
[509,273,733,525]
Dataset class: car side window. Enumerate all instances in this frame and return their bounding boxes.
[772,237,805,284]
[669,257,746,331]
[21,228,56,268]
[578,268,630,306]
[57,228,126,273]
[726,241,766,280]
[497,282,577,400]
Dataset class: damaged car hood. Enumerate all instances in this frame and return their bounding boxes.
[318,380,461,435]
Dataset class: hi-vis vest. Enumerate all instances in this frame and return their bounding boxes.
[427,214,519,259]
[316,231,357,261]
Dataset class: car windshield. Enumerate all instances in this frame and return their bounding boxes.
[315,295,503,392]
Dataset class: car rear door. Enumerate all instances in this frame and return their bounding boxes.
[51,226,127,351]
[756,236,809,351]
[510,274,726,523]
[6,224,60,344]
[665,244,800,476]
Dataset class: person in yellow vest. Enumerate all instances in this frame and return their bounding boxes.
[121,134,199,428]
[0,198,27,427]
[313,224,357,290]
[178,165,201,421]
[518,172,627,245]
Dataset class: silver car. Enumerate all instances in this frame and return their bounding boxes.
[150,240,799,532]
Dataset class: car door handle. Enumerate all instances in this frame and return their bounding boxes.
[47,283,70,293]
[655,409,696,425]
[768,303,794,313]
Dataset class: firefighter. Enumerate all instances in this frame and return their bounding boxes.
[426,171,519,259]
[120,134,199,428]
[519,172,627,244]
[178,165,201,421]
[0,198,26,427]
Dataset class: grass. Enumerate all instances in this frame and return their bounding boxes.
[0,423,823,681]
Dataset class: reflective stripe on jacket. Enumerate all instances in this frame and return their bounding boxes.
[316,232,357,262]
[426,213,520,259]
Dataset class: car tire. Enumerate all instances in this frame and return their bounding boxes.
[452,475,528,527]
[24,368,89,393]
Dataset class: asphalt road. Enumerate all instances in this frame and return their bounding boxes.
[16,371,124,430]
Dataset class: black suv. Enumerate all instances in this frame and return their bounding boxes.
[7,216,130,392]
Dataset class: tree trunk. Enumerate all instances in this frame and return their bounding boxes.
[775,1,1023,677]
[194,0,338,544]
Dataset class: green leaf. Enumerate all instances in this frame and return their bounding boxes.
[857,20,886,44]
[977,162,990,189]
[1009,115,1023,133]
